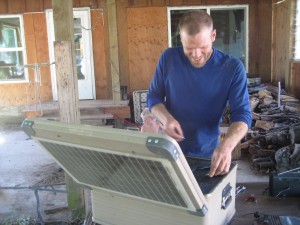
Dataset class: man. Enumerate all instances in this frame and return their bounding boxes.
[147,10,252,177]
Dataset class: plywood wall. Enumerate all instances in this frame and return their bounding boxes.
[91,9,111,99]
[0,0,110,107]
[256,0,272,83]
[127,7,168,93]
[0,13,52,107]
[0,0,277,107]
[124,0,273,93]
[291,62,300,98]
[272,0,290,87]
[0,0,104,13]
[272,0,298,95]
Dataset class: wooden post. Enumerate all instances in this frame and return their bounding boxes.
[54,41,80,123]
[284,0,295,92]
[107,0,121,104]
[52,0,84,219]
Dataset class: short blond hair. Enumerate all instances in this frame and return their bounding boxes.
[179,10,213,35]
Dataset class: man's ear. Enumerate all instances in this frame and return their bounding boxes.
[212,29,216,42]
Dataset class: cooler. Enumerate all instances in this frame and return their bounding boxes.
[22,119,237,225]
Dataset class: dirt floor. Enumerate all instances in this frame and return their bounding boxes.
[0,120,81,225]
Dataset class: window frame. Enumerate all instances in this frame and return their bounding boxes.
[167,5,249,72]
[0,14,28,84]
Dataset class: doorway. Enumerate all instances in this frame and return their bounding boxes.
[46,8,95,100]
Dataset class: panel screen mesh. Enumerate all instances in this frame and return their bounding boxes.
[40,141,187,208]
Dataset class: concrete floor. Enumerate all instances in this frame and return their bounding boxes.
[0,120,268,224]
[0,123,72,224]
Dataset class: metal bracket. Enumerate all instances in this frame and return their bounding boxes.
[21,120,35,136]
[146,137,180,160]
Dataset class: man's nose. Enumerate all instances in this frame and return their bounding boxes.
[192,49,202,58]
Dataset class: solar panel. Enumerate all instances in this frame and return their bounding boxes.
[22,119,207,213]
[40,141,187,207]
[22,119,237,225]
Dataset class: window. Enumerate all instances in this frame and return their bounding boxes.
[0,15,27,83]
[46,8,95,100]
[168,5,249,71]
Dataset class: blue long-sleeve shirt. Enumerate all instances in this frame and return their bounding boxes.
[147,47,252,158]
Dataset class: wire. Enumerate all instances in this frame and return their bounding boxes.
[0,184,67,225]
[275,187,291,197]
[274,0,286,5]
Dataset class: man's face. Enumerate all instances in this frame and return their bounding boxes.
[180,27,216,68]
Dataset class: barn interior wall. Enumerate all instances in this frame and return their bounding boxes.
[272,0,290,88]
[0,12,52,107]
[123,0,273,94]
[0,0,110,107]
[0,0,279,107]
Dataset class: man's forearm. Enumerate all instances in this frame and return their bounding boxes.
[150,103,173,125]
[219,121,248,153]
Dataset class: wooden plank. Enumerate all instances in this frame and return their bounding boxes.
[248,0,258,76]
[291,62,300,99]
[127,7,168,93]
[73,0,80,7]
[91,9,110,99]
[79,0,94,7]
[53,42,79,125]
[43,0,52,9]
[23,13,37,105]
[7,0,25,13]
[107,0,121,103]
[97,0,105,8]
[24,14,38,64]
[0,0,8,14]
[168,0,184,5]
[256,0,272,83]
[52,0,83,219]
[272,0,289,84]
[148,0,166,6]
[32,13,52,100]
[103,8,112,98]
[284,0,295,92]
[54,41,83,218]
[183,0,203,5]
[101,106,131,119]
[271,0,276,83]
[128,0,148,7]
[25,0,43,12]
[33,13,50,62]
[116,0,130,90]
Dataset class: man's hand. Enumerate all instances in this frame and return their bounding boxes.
[209,121,248,177]
[150,103,184,142]
[163,117,185,142]
[209,146,232,177]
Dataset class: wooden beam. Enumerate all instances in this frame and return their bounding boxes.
[107,0,121,104]
[52,0,84,219]
[284,0,295,92]
[54,41,80,123]
[116,0,130,90]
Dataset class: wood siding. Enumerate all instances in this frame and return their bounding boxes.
[0,0,287,107]
[127,7,168,93]
[291,61,300,99]
[0,1,110,107]
[272,0,290,88]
